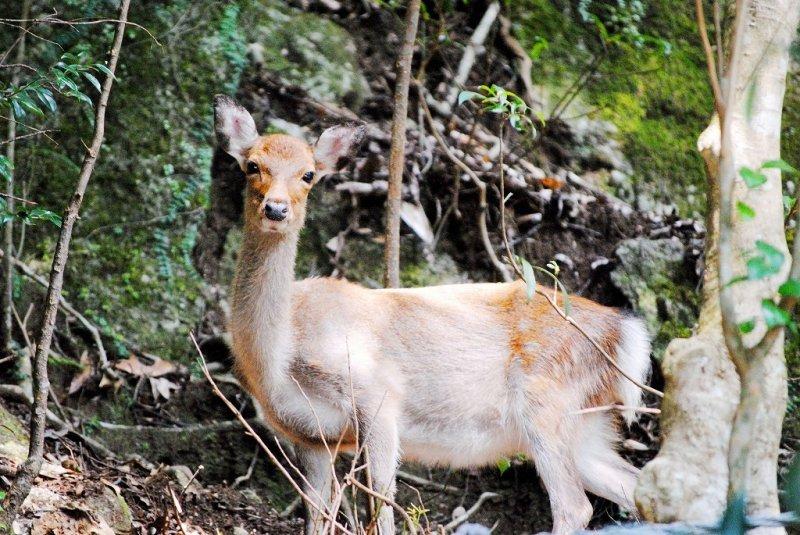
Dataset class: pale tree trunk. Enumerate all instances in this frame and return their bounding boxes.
[636,117,740,523]
[717,1,800,528]
[0,0,32,357]
[383,0,421,288]
[638,0,800,525]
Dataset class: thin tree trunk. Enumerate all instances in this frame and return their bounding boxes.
[1,0,32,357]
[1,0,130,520]
[636,116,740,522]
[717,0,800,529]
[383,0,420,288]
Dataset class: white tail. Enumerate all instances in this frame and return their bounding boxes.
[214,96,652,535]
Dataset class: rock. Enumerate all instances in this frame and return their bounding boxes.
[455,523,493,535]
[610,237,695,338]
[233,527,250,535]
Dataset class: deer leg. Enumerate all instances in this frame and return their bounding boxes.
[526,415,593,534]
[297,445,336,535]
[360,414,400,535]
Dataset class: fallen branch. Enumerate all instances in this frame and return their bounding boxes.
[443,491,501,531]
[445,2,501,108]
[396,469,462,494]
[498,15,539,108]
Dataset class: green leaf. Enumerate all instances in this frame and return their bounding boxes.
[736,201,755,220]
[739,166,767,188]
[37,88,57,112]
[496,457,511,475]
[0,213,14,226]
[762,159,799,175]
[68,90,94,108]
[457,90,480,106]
[746,240,785,280]
[94,63,115,79]
[17,92,43,117]
[519,257,536,301]
[738,319,756,334]
[82,71,102,93]
[784,195,796,216]
[762,299,791,328]
[24,207,62,228]
[0,156,13,182]
[10,99,24,119]
[779,279,800,297]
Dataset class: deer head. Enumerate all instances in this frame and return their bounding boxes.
[213,95,365,234]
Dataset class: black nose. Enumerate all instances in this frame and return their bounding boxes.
[264,201,289,221]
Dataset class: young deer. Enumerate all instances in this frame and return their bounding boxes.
[214,95,651,534]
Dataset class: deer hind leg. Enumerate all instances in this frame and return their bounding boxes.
[574,414,639,513]
[296,446,336,535]
[523,407,593,534]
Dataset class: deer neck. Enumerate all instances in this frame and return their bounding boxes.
[231,228,299,380]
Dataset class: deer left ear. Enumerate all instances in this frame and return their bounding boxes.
[314,124,366,177]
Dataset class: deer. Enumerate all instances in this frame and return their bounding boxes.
[213,94,651,535]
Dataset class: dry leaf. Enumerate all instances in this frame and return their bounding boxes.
[149,377,179,401]
[68,351,93,395]
[114,355,182,378]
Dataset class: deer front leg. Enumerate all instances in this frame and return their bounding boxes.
[361,415,400,535]
[296,446,336,535]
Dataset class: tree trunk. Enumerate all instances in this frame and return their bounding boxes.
[0,0,32,357]
[1,0,131,521]
[383,0,420,288]
[717,1,800,527]
[636,116,740,523]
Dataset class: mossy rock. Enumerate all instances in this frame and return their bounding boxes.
[610,237,698,357]
[239,1,370,108]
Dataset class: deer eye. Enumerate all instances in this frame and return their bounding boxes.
[246,161,259,175]
[302,171,315,184]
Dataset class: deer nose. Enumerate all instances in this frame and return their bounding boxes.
[264,200,289,221]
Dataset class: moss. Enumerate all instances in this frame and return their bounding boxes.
[507,0,712,216]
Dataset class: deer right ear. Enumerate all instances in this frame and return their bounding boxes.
[213,95,259,168]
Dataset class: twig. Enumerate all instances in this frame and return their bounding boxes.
[442,491,501,531]
[2,0,131,520]
[497,122,663,399]
[498,15,539,108]
[345,474,419,535]
[232,447,259,489]
[418,91,512,282]
[396,469,462,494]
[0,248,110,368]
[569,405,661,416]
[190,332,354,535]
[280,495,303,518]
[180,465,203,496]
[0,192,36,205]
[445,2,501,107]
[168,485,189,535]
[695,0,725,120]
[383,0,421,288]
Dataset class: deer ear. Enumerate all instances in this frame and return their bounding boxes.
[314,124,366,177]
[213,95,259,168]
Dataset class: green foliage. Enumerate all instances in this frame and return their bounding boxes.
[496,456,511,475]
[459,84,536,133]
